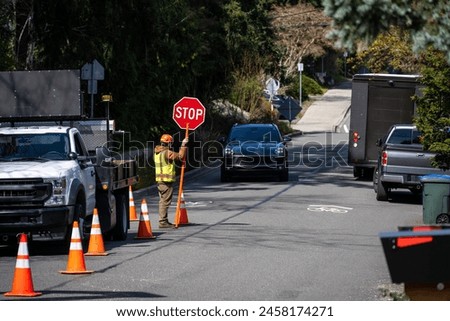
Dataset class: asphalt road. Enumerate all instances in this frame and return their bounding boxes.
[0,132,422,301]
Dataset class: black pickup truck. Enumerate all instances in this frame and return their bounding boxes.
[373,124,443,201]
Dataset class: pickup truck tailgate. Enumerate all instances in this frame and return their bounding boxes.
[384,144,439,176]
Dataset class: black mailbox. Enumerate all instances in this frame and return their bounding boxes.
[380,226,450,284]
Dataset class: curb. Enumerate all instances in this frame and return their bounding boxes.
[334,104,351,133]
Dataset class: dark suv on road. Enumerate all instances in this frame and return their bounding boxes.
[220,123,291,182]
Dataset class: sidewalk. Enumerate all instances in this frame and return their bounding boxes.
[292,81,351,134]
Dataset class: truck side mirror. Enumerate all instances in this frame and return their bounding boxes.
[95,146,112,167]
[376,138,382,147]
[68,152,78,160]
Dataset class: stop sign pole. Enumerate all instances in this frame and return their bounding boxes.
[172,97,206,227]
[173,123,189,228]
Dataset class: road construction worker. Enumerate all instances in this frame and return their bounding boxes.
[154,134,188,228]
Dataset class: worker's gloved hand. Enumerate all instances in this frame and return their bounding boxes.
[182,138,189,146]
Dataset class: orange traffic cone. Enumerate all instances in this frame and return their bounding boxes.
[60,221,94,274]
[129,186,138,221]
[85,208,109,256]
[4,234,42,297]
[134,199,156,239]
[175,192,189,226]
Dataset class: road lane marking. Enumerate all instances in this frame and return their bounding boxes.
[307,205,353,213]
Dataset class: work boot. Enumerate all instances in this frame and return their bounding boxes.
[159,221,174,228]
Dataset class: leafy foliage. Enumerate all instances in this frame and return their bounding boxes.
[348,27,419,74]
[0,2,15,70]
[6,0,235,141]
[414,49,450,169]
[285,74,324,101]
[1,0,330,143]
[322,0,450,64]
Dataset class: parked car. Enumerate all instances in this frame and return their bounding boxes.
[373,124,443,201]
[220,123,291,182]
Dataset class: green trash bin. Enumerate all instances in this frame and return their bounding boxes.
[420,174,450,224]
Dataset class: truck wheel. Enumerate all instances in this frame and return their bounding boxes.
[436,214,450,224]
[112,192,128,241]
[372,168,379,193]
[78,215,92,246]
[353,167,362,178]
[279,168,289,182]
[373,168,389,201]
[63,199,89,250]
[220,167,231,182]
[409,187,422,196]
[376,177,389,201]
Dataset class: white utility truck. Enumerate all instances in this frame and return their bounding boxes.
[0,70,138,246]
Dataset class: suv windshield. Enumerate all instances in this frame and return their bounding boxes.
[229,127,281,143]
[0,133,69,161]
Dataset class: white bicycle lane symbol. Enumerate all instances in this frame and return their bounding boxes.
[307,205,353,213]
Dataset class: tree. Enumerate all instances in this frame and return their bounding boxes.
[269,2,333,78]
[322,0,450,64]
[0,1,327,141]
[0,1,15,70]
[348,27,419,74]
[222,0,278,111]
[414,49,450,169]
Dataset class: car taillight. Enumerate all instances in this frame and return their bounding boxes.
[381,151,388,166]
[352,131,360,147]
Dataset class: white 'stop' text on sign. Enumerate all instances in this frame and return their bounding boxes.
[174,106,204,121]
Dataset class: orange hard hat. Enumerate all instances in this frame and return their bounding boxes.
[160,134,174,144]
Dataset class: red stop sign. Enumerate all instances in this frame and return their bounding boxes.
[173,97,206,130]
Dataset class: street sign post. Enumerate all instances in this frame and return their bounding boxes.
[81,59,105,118]
[172,97,206,227]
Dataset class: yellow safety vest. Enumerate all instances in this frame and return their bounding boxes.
[154,149,176,182]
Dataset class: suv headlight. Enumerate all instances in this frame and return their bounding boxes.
[224,147,233,156]
[44,177,67,206]
[275,145,285,156]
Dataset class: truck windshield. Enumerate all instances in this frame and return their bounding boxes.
[0,133,69,161]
